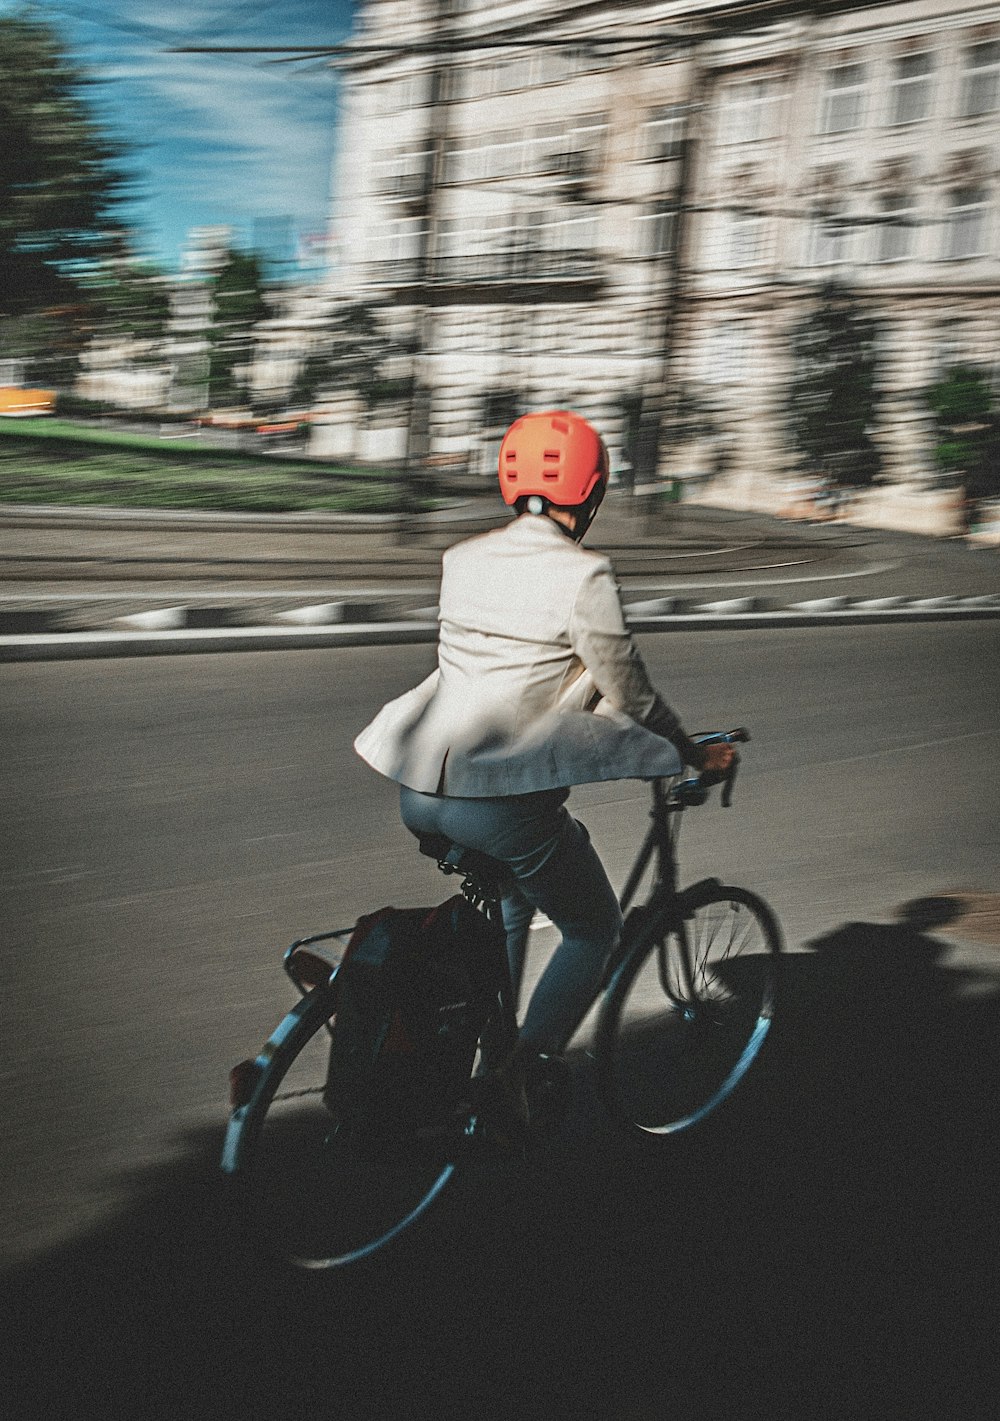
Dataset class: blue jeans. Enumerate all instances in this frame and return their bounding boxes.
[399,785,623,1054]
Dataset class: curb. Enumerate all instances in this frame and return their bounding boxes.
[2,596,999,662]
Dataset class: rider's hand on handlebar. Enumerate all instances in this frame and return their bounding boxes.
[697,743,737,784]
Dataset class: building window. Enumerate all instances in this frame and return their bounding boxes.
[944,186,989,259]
[960,40,1000,118]
[889,52,935,125]
[718,77,785,144]
[369,215,428,280]
[538,45,588,86]
[702,321,752,384]
[821,61,867,133]
[644,104,686,161]
[372,71,430,114]
[636,203,678,259]
[875,194,916,262]
[727,210,767,268]
[455,46,589,101]
[433,207,602,283]
[809,207,853,266]
[373,142,430,200]
[442,117,606,188]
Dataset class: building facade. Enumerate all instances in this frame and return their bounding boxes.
[321,0,1000,514]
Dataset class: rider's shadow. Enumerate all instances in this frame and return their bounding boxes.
[760,896,996,1137]
[716,894,997,1190]
[702,895,1000,1369]
[588,895,991,1414]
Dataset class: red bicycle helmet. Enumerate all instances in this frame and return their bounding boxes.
[498,410,609,508]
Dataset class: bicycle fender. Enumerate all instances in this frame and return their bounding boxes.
[221,985,336,1177]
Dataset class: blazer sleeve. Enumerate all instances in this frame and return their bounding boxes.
[567,559,684,742]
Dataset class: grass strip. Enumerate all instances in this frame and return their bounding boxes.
[0,416,378,477]
[0,426,423,514]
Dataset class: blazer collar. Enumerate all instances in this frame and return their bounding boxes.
[505,513,577,546]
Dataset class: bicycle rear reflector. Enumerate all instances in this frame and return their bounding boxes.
[288,948,336,991]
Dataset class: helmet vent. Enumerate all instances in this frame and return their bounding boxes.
[552,417,569,433]
[542,449,560,461]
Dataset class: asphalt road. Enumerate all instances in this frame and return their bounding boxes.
[2,624,999,1419]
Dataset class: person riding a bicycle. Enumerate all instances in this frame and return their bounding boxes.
[354,410,734,1089]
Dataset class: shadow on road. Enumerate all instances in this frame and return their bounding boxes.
[3,909,997,1421]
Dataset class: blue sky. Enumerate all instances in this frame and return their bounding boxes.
[2,1,357,272]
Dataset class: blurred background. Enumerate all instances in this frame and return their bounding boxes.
[3,10,1000,1412]
[1,0,998,537]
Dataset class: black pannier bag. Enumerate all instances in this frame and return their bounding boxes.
[324,895,507,1137]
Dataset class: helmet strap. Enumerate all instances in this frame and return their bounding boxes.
[571,484,605,541]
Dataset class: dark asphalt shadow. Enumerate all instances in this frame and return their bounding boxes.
[3,910,997,1421]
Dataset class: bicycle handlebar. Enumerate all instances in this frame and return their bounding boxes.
[694,726,750,748]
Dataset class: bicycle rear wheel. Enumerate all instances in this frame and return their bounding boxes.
[221,987,462,1269]
[595,883,781,1137]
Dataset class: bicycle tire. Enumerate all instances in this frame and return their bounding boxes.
[595,882,781,1137]
[221,985,461,1270]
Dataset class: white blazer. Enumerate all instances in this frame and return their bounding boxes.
[354,512,685,796]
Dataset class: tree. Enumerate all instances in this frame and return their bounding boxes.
[290,301,409,412]
[785,283,883,491]
[84,245,172,356]
[206,249,269,408]
[0,12,130,381]
[926,365,1000,520]
[616,391,658,492]
[619,384,720,493]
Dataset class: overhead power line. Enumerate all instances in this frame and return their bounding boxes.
[170,33,706,60]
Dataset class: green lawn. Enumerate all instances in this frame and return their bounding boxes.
[0,419,420,513]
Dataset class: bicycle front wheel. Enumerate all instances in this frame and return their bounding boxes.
[221,987,459,1270]
[595,883,781,1137]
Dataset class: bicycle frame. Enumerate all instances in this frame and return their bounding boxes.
[616,771,737,1010]
[619,778,681,915]
[278,738,744,1069]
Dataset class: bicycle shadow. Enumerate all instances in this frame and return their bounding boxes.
[2,903,997,1421]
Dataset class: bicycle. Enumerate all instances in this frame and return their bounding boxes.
[220,728,782,1269]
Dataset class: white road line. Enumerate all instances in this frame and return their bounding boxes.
[802,728,993,770]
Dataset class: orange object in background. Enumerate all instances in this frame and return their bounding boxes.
[0,387,55,416]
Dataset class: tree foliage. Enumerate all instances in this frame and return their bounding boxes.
[83,246,172,356]
[0,12,129,322]
[290,301,410,411]
[785,284,883,490]
[926,365,1000,506]
[206,250,269,407]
